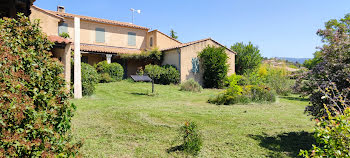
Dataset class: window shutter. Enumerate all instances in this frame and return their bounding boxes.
[58,23,68,35]
[128,32,136,46]
[96,28,105,43]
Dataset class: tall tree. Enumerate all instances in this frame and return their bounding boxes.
[199,46,228,88]
[169,29,178,39]
[231,42,263,75]
[295,13,350,119]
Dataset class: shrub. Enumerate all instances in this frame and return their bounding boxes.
[0,14,80,157]
[99,73,113,83]
[176,121,203,156]
[199,46,228,88]
[59,32,70,38]
[160,65,180,85]
[180,79,203,92]
[264,66,292,96]
[300,107,350,157]
[209,85,275,105]
[81,62,99,96]
[248,85,276,103]
[144,64,180,85]
[95,61,124,82]
[294,14,350,119]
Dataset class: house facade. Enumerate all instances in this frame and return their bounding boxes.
[30,5,236,98]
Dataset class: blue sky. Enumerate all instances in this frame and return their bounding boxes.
[34,0,350,58]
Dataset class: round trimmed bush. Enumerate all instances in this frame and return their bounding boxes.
[0,15,80,157]
[95,61,124,82]
[81,62,99,96]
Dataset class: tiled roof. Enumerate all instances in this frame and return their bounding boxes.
[31,6,64,20]
[48,35,71,44]
[149,30,182,44]
[161,38,236,54]
[45,10,149,30]
[72,44,142,54]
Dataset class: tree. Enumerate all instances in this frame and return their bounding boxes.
[0,14,81,157]
[199,46,228,88]
[303,51,323,70]
[170,29,178,39]
[145,64,163,93]
[295,13,350,119]
[231,42,263,75]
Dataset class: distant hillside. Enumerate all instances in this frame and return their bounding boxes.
[275,57,311,64]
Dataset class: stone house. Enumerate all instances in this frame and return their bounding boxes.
[30,5,236,98]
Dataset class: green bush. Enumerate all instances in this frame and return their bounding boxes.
[81,62,99,96]
[248,85,276,103]
[95,61,124,82]
[160,65,180,85]
[180,79,203,92]
[172,121,202,156]
[59,32,70,38]
[99,73,113,83]
[209,85,275,105]
[0,15,80,157]
[144,64,180,85]
[300,107,350,157]
[199,46,229,88]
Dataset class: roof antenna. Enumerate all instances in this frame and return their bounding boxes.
[130,8,141,24]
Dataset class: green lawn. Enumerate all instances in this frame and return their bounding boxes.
[71,81,314,158]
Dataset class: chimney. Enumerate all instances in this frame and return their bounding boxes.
[57,6,65,13]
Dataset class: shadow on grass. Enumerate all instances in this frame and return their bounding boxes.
[167,145,184,153]
[280,96,309,102]
[130,92,148,96]
[249,131,315,157]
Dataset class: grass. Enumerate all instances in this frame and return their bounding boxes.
[71,81,314,157]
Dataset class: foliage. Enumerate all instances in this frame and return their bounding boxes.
[81,62,99,96]
[303,51,323,70]
[174,121,203,156]
[160,65,180,85]
[294,13,350,119]
[0,14,80,157]
[209,84,275,105]
[144,64,180,85]
[264,65,292,96]
[59,32,70,39]
[231,42,263,75]
[170,29,178,40]
[299,88,350,158]
[238,64,292,96]
[300,108,350,157]
[136,67,144,76]
[95,61,124,82]
[99,73,113,83]
[199,46,229,88]
[120,48,163,65]
[180,79,203,92]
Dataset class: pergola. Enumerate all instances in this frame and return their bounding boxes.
[0,0,35,18]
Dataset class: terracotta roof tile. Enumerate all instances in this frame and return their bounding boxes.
[48,35,71,44]
[161,38,236,54]
[72,44,142,54]
[45,10,149,30]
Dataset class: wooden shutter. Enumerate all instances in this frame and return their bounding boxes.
[58,23,68,35]
[96,28,105,43]
[128,32,136,46]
